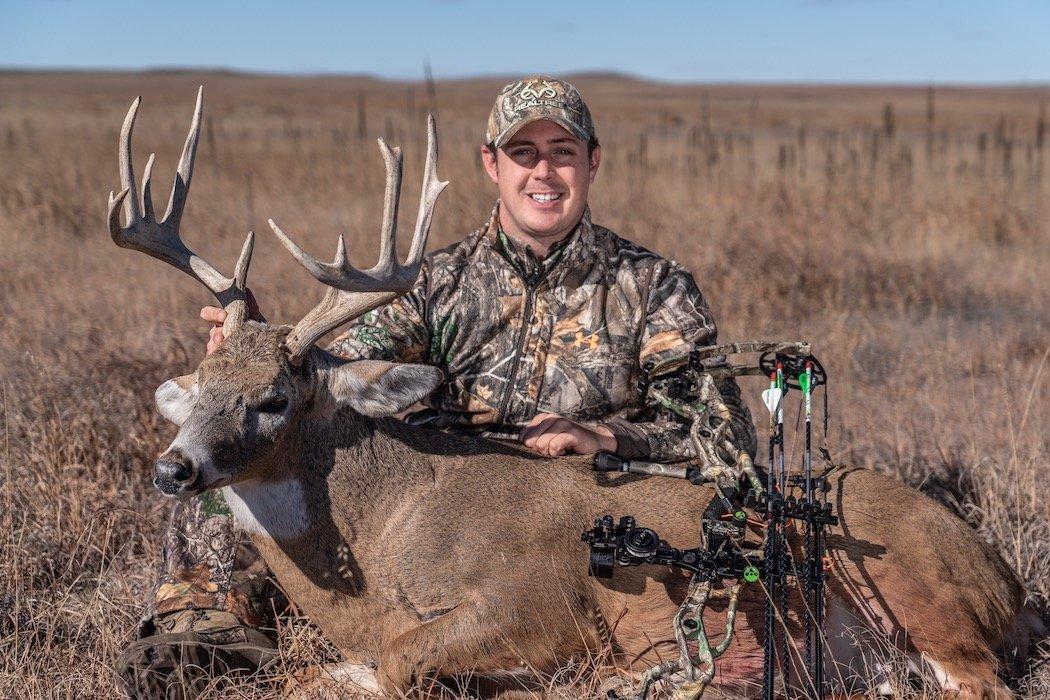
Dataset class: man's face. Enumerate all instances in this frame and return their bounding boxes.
[482,119,600,249]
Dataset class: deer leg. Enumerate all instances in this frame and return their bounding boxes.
[907,651,1014,699]
[377,590,576,696]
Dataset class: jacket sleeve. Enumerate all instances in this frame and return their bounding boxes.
[601,261,758,463]
[326,262,431,363]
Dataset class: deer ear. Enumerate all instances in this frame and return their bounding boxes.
[155,373,199,426]
[328,360,443,417]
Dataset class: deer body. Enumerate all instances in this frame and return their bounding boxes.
[152,327,1032,698]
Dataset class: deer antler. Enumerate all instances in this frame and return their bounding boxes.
[269,115,448,361]
[107,87,254,335]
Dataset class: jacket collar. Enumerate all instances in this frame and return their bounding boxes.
[481,202,597,285]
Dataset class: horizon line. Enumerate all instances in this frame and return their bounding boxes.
[2,65,1048,90]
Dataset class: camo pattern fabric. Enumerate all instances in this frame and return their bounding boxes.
[146,493,284,631]
[331,204,758,463]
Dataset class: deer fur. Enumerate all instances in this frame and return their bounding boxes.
[153,323,1042,698]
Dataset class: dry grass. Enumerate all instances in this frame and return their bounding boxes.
[0,71,1047,698]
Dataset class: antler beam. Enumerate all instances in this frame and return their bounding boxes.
[269,115,448,361]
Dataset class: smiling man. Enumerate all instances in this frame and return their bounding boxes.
[120,76,757,696]
[327,76,757,461]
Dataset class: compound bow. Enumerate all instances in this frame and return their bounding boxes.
[582,341,838,699]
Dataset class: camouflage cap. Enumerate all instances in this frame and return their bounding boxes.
[486,76,595,149]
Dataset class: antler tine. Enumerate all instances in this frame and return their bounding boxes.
[108,87,252,335]
[118,96,142,224]
[141,152,157,223]
[406,115,449,265]
[233,229,255,289]
[273,116,448,361]
[375,139,403,275]
[162,85,203,230]
[268,221,375,290]
[223,231,256,331]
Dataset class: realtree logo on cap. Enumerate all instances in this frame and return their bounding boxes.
[519,81,559,101]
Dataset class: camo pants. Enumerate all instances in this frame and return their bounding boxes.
[143,492,284,633]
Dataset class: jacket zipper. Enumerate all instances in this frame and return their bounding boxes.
[495,265,556,426]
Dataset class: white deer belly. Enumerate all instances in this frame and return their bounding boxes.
[223,478,312,541]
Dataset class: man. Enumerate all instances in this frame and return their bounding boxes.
[118,76,757,695]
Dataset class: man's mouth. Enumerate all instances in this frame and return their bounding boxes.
[528,192,563,203]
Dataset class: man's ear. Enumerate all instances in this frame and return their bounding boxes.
[155,373,199,426]
[589,144,601,183]
[327,360,443,417]
[481,144,499,184]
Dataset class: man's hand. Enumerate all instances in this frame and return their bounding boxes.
[202,289,265,357]
[518,413,617,457]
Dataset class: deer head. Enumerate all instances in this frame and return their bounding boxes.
[108,89,446,498]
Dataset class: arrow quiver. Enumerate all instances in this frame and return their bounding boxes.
[582,341,838,700]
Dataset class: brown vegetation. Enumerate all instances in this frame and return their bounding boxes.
[0,71,1047,697]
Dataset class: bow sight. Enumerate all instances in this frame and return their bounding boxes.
[582,341,838,700]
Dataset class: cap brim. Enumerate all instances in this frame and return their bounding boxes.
[492,115,591,148]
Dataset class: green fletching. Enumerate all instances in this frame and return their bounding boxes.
[799,372,811,394]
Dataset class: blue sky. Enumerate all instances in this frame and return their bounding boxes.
[1,1,1047,83]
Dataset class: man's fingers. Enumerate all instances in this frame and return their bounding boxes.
[546,432,578,457]
[535,426,570,455]
[532,431,553,453]
[200,306,227,325]
[519,414,600,457]
[205,326,225,357]
[519,415,563,445]
[523,424,554,447]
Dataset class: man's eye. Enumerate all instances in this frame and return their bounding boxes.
[257,397,288,414]
[512,148,534,158]
[551,149,579,163]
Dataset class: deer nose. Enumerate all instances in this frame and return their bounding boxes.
[154,457,198,495]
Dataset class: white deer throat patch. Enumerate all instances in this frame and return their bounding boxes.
[222,478,312,541]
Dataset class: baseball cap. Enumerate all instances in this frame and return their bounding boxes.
[485,76,596,149]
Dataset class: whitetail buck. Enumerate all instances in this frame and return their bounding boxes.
[109,91,1041,698]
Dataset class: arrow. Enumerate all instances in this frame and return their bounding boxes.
[762,387,783,423]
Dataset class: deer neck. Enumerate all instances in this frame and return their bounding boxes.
[223,410,432,547]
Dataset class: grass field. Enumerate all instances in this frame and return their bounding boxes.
[0,70,1047,697]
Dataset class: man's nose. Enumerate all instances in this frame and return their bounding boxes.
[532,156,554,179]
[154,453,198,495]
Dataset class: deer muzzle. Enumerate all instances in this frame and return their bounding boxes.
[154,453,200,496]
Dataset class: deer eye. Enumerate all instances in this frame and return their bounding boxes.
[257,396,288,414]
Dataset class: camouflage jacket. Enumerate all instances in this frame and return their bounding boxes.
[330,205,757,463]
